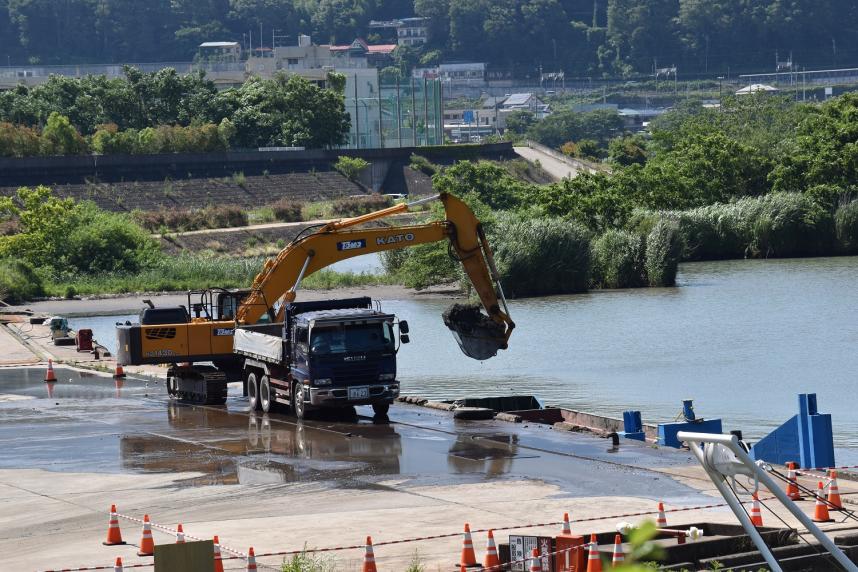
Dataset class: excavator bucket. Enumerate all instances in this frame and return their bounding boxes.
[442,304,507,361]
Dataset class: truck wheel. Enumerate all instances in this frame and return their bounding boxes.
[372,403,390,417]
[247,371,262,412]
[260,375,273,414]
[293,383,306,420]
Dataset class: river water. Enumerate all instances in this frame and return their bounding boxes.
[69,256,858,463]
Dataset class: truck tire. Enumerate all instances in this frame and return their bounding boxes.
[247,371,262,412]
[293,382,306,420]
[372,402,390,417]
[260,375,273,414]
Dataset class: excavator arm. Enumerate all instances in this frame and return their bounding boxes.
[236,193,514,359]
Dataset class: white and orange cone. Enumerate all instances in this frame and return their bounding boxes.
[828,470,843,509]
[561,511,572,535]
[45,359,57,382]
[484,529,500,570]
[813,481,834,523]
[786,462,803,500]
[460,523,478,568]
[114,556,123,572]
[611,534,624,567]
[175,523,185,543]
[750,494,763,527]
[246,546,257,571]
[362,536,377,572]
[529,548,542,572]
[213,535,224,572]
[114,364,126,378]
[656,502,667,527]
[137,514,154,556]
[586,534,603,572]
[103,504,125,546]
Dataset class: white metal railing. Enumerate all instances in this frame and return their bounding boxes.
[678,431,858,572]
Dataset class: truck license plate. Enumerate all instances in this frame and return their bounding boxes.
[348,386,369,400]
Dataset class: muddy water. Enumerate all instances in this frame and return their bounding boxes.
[69,256,858,464]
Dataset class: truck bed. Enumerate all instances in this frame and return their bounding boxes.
[233,323,286,363]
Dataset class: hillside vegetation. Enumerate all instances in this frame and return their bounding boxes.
[0,1,854,77]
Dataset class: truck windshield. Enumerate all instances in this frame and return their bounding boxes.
[310,322,394,355]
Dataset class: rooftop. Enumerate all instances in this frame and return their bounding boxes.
[199,42,240,48]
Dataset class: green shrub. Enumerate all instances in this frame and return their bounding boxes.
[836,200,858,254]
[331,194,390,217]
[333,156,370,182]
[591,229,646,288]
[64,206,158,273]
[0,186,156,274]
[645,219,681,286]
[271,198,304,222]
[409,154,437,176]
[0,258,43,303]
[490,213,591,297]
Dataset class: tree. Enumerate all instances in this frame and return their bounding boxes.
[41,112,88,155]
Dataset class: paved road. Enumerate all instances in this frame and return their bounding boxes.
[514,145,581,181]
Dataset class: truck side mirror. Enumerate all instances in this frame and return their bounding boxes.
[399,320,409,334]
[400,334,410,344]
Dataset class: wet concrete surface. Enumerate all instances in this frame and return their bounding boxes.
[0,366,706,503]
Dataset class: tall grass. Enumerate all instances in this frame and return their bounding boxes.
[836,200,858,254]
[591,229,646,288]
[645,219,681,286]
[490,212,591,296]
[633,192,836,261]
[42,254,396,296]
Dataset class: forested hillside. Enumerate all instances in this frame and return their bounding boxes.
[1,0,856,77]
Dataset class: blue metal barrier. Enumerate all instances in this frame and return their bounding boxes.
[750,393,835,469]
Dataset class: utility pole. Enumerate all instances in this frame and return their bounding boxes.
[718,76,724,111]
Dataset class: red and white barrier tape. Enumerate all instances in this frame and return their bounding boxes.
[39,496,780,572]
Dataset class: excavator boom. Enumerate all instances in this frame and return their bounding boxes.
[237,193,514,359]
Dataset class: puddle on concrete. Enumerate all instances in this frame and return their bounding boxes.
[0,366,151,400]
[0,366,704,500]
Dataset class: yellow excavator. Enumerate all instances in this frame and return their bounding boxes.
[116,192,514,415]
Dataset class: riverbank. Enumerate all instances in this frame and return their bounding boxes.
[1,283,465,317]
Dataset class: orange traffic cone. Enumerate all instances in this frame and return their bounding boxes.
[813,481,834,522]
[213,536,224,572]
[484,529,500,570]
[175,523,185,543]
[137,514,154,556]
[460,523,478,568]
[362,536,377,572]
[103,504,125,545]
[656,502,667,527]
[750,494,763,527]
[45,359,57,382]
[586,534,603,572]
[785,462,803,501]
[529,548,542,572]
[828,470,843,509]
[611,534,624,567]
[561,511,572,535]
[247,546,257,571]
[114,556,123,572]
[114,364,126,378]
